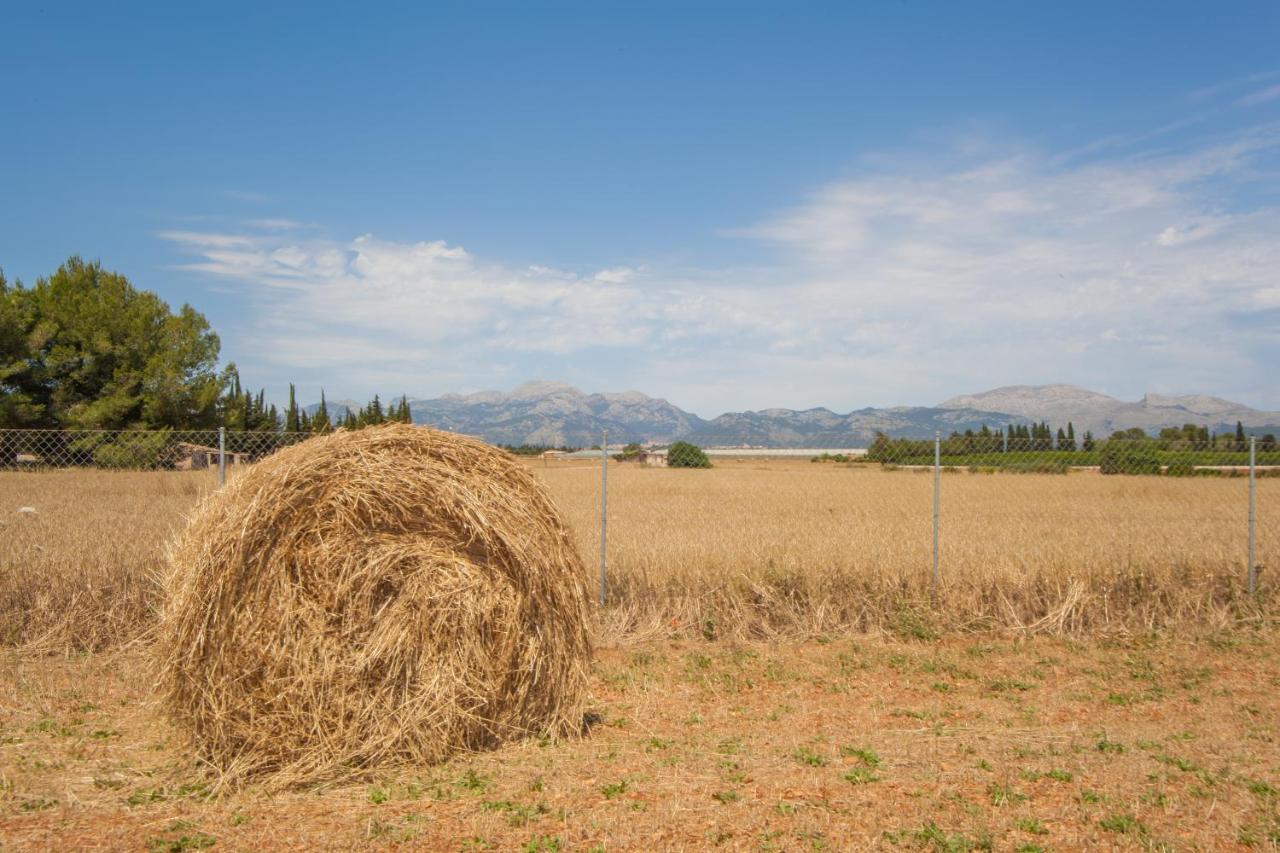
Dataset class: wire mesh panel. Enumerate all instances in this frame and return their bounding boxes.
[3,425,1271,639]
[0,429,315,472]
[529,429,1274,638]
[937,437,1267,575]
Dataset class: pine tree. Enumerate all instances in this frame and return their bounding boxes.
[1236,420,1246,450]
[1082,430,1095,452]
[1064,422,1076,452]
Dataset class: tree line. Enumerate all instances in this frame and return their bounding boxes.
[869,420,1277,462]
[1,257,408,432]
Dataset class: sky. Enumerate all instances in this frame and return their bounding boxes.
[2,2,1279,417]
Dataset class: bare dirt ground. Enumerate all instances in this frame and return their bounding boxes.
[3,632,1278,851]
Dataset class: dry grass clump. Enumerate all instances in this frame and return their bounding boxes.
[157,424,592,788]
[0,469,207,650]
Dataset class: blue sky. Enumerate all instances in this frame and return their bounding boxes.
[2,2,1279,416]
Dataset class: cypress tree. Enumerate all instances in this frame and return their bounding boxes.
[312,390,332,433]
[285,383,300,433]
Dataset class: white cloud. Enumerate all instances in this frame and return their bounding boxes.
[163,126,1280,413]
[1238,83,1280,107]
[1188,69,1280,102]
[245,218,311,231]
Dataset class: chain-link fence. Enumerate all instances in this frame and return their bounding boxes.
[579,431,1276,625]
[1,427,1273,634]
[0,428,312,480]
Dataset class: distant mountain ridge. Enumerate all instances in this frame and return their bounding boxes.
[306,382,1280,448]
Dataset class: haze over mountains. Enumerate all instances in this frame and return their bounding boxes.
[312,382,1280,448]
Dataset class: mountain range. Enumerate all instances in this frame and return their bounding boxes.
[310,382,1280,448]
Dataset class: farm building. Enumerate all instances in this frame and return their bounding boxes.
[169,443,250,470]
[638,448,668,466]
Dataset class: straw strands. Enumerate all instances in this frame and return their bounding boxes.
[156,424,592,788]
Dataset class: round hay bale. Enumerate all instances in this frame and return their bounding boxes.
[157,424,592,787]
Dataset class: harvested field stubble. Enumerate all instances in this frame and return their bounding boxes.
[3,633,1279,849]
[157,425,593,788]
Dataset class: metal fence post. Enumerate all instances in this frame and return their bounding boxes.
[600,429,608,605]
[1249,435,1257,595]
[218,426,226,488]
[933,430,941,588]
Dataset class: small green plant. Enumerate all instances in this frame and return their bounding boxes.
[1015,817,1048,835]
[600,780,629,799]
[147,833,216,852]
[1246,779,1277,798]
[483,800,551,827]
[365,815,424,842]
[885,823,993,851]
[457,768,489,792]
[718,736,743,754]
[126,787,168,807]
[792,746,827,767]
[1096,736,1125,754]
[987,782,1027,806]
[1099,813,1146,834]
[888,606,938,641]
[1152,752,1200,773]
[844,767,880,785]
[712,789,740,804]
[841,746,882,767]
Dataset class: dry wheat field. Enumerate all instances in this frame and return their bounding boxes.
[1,461,1278,849]
[3,460,1273,650]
